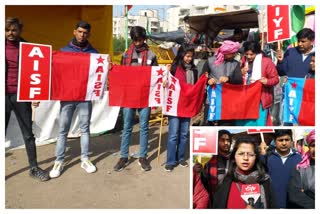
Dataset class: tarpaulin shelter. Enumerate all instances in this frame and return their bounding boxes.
[184,8,259,41]
[5,5,113,55]
[149,28,187,44]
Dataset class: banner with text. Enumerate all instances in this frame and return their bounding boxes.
[18,42,52,101]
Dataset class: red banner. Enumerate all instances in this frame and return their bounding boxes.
[191,127,218,155]
[18,42,52,101]
[298,79,315,126]
[267,5,290,43]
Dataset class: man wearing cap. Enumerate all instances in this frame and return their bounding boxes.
[202,40,243,125]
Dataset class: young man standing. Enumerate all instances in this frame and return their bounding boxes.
[49,21,98,178]
[113,26,158,172]
[5,17,49,181]
[276,28,315,78]
[263,129,302,208]
[194,130,232,207]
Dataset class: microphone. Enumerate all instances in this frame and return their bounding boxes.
[240,184,261,206]
[248,197,255,206]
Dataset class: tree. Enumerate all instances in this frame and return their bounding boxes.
[113,36,132,52]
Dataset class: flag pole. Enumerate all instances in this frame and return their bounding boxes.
[31,106,35,121]
[125,5,128,50]
[157,108,164,165]
[157,66,170,164]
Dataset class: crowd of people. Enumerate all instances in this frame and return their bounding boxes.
[5,16,316,211]
[193,129,315,209]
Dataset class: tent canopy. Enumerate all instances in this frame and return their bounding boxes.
[184,8,259,39]
[149,28,186,44]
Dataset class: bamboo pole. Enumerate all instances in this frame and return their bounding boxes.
[157,65,170,164]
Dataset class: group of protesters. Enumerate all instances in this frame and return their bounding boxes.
[202,27,315,126]
[5,16,315,207]
[193,129,315,209]
[5,17,198,181]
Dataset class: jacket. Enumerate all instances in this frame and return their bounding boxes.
[287,165,315,208]
[260,56,279,109]
[276,47,313,78]
[262,149,302,208]
[61,39,98,53]
[212,176,276,208]
[241,55,279,109]
[193,169,210,209]
[203,56,243,84]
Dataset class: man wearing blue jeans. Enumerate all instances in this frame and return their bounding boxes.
[114,26,158,172]
[49,21,98,178]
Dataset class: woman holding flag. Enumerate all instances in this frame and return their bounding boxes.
[236,41,279,126]
[163,44,199,172]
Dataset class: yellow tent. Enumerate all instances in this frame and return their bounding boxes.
[6,5,113,55]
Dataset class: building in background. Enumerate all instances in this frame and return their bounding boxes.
[113,9,160,38]
[113,5,252,37]
[164,5,251,32]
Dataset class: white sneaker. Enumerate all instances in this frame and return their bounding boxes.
[49,161,63,178]
[81,159,96,173]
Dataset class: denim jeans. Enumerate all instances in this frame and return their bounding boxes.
[5,94,38,168]
[56,101,92,162]
[166,116,190,166]
[120,107,150,158]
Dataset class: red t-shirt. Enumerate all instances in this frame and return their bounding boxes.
[6,40,20,94]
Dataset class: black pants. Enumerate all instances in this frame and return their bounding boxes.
[5,94,37,168]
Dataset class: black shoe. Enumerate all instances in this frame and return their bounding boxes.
[164,165,174,172]
[29,167,50,181]
[114,158,129,172]
[179,160,189,167]
[138,157,151,171]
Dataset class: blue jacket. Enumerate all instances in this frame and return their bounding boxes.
[61,39,98,53]
[276,47,313,78]
[263,149,302,208]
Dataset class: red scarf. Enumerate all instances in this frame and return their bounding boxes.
[123,43,149,65]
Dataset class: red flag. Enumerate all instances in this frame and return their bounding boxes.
[207,82,262,120]
[298,79,315,126]
[163,73,207,118]
[51,51,109,101]
[124,5,133,16]
[221,82,262,119]
[109,65,167,108]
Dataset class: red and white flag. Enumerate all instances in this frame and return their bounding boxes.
[109,65,168,108]
[162,73,207,118]
[51,51,109,101]
[109,65,207,118]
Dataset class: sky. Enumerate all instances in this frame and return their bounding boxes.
[113,5,173,21]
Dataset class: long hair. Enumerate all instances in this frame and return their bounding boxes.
[171,44,196,75]
[227,135,267,183]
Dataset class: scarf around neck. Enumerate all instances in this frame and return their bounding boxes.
[123,43,149,66]
[72,37,89,48]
